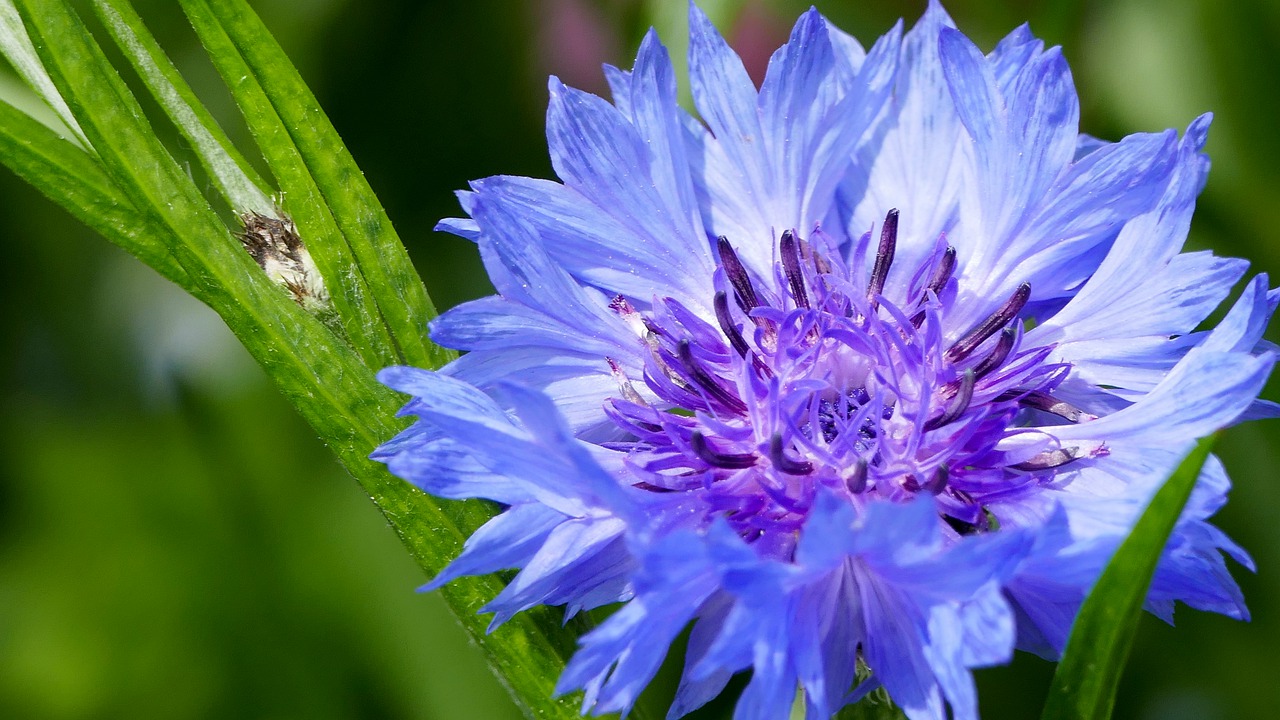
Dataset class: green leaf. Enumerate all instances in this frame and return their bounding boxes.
[0,99,189,289]
[11,0,231,273]
[1040,436,1217,720]
[190,0,449,371]
[0,0,89,146]
[7,3,595,718]
[87,0,273,215]
[82,0,403,371]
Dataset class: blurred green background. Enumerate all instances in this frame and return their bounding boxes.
[1,0,1278,718]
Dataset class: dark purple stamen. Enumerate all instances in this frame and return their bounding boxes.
[780,230,811,309]
[718,237,759,313]
[769,434,813,475]
[1012,447,1082,471]
[971,328,1016,378]
[799,237,832,275]
[677,340,747,413]
[926,370,974,430]
[691,431,758,469]
[921,464,949,494]
[946,282,1031,363]
[997,390,1093,423]
[926,246,957,295]
[845,459,868,494]
[713,291,750,358]
[868,209,899,306]
[632,481,679,493]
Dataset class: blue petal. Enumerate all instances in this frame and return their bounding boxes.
[1054,349,1274,444]
[483,516,630,628]
[630,30,708,249]
[1034,116,1216,348]
[940,28,1084,319]
[793,572,862,718]
[425,503,564,590]
[431,295,623,356]
[378,430,534,503]
[546,76,715,290]
[857,573,945,720]
[1200,274,1276,354]
[668,594,737,719]
[603,63,633,119]
[987,24,1040,90]
[469,192,634,336]
[689,4,899,275]
[844,3,962,300]
[441,348,623,438]
[558,528,718,715]
[687,1,771,247]
[1012,129,1179,298]
[469,175,712,301]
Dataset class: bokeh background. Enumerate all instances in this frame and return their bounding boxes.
[1,0,1278,718]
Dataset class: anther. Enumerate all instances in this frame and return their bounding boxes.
[1011,447,1082,471]
[780,230,811,309]
[799,237,832,275]
[717,237,759,313]
[713,291,750,358]
[998,391,1096,423]
[691,432,758,469]
[946,283,1031,363]
[971,328,1016,378]
[677,340,747,413]
[632,481,679,493]
[844,459,868,494]
[769,434,813,475]
[921,464,949,494]
[926,370,974,430]
[927,246,957,295]
[867,209,899,306]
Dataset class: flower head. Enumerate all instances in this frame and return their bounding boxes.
[375,3,1277,718]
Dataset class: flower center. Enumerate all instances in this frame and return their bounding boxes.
[604,211,1101,554]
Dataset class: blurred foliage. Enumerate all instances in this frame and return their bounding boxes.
[1,0,1278,718]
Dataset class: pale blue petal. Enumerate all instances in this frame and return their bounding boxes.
[425,503,564,589]
[845,3,963,301]
[858,573,945,720]
[1054,350,1274,444]
[546,76,716,286]
[470,175,711,301]
[431,295,624,356]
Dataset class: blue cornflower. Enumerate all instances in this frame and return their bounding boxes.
[374,3,1278,718]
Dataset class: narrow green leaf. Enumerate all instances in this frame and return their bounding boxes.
[0,99,189,289]
[1040,437,1217,720]
[198,0,448,370]
[0,0,88,146]
[13,4,590,718]
[176,0,404,371]
[88,0,273,215]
